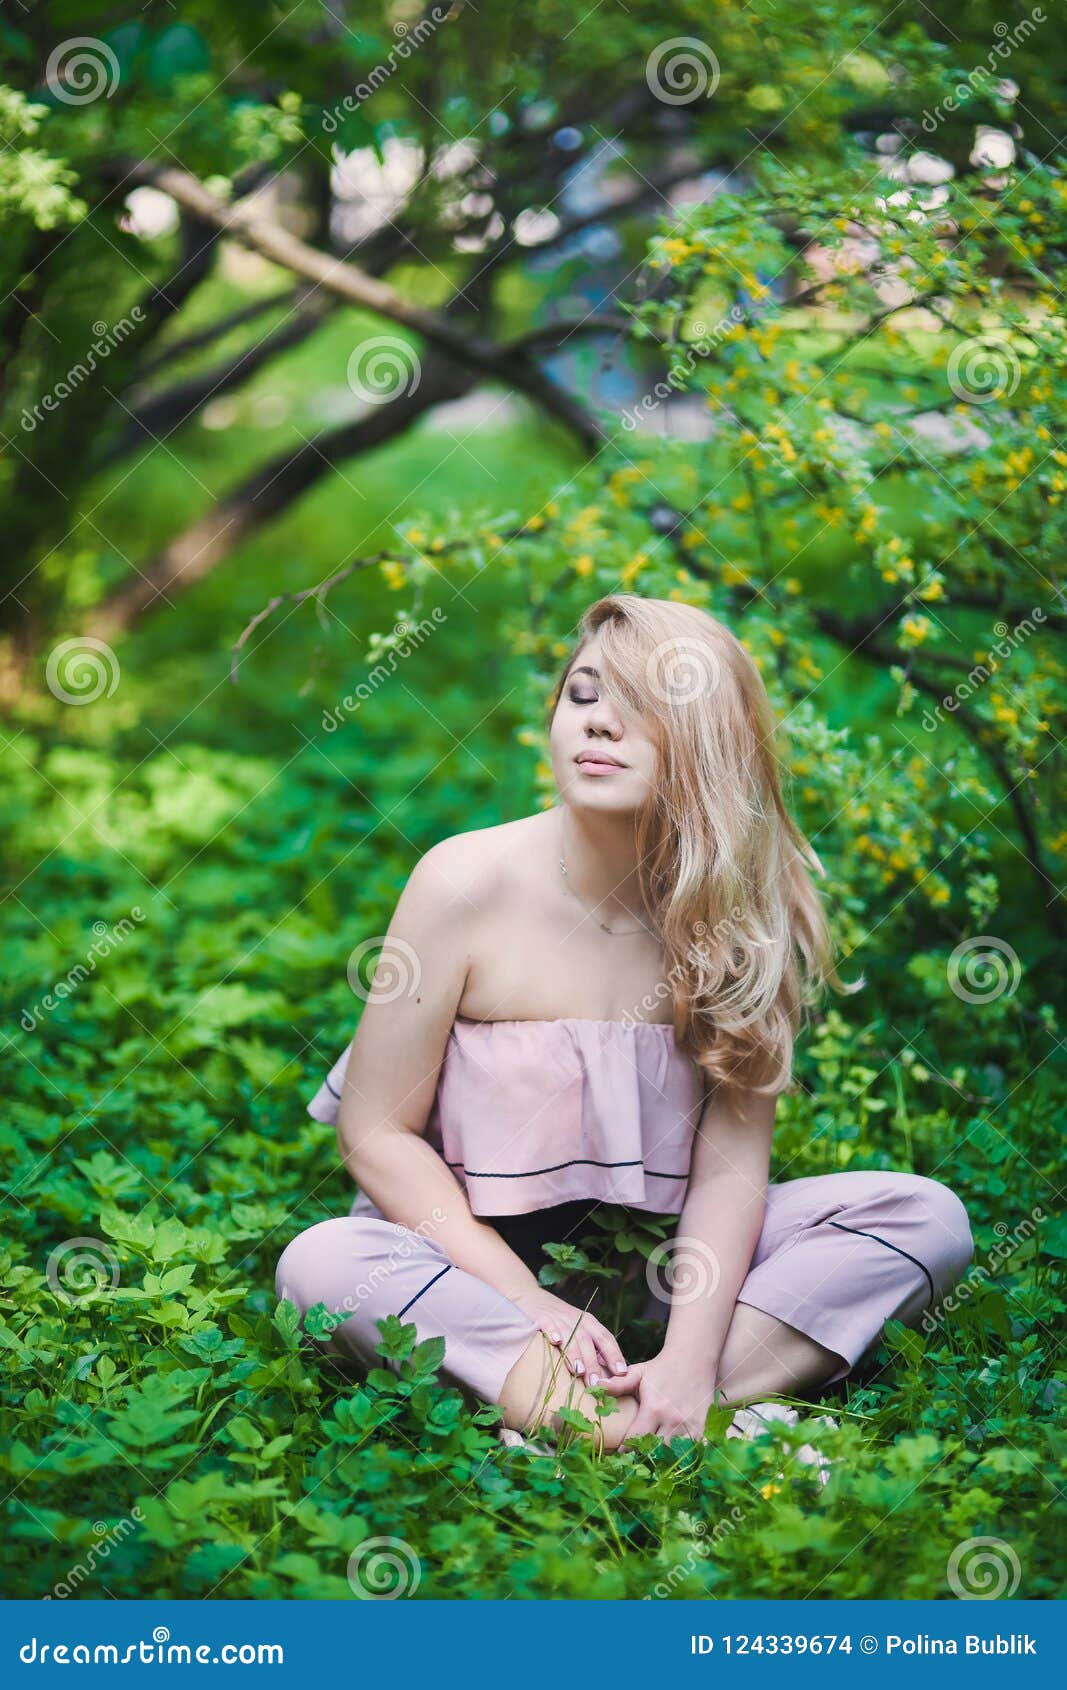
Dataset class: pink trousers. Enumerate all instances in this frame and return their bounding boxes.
[275,1170,974,1405]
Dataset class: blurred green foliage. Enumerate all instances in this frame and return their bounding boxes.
[1,0,1065,1600]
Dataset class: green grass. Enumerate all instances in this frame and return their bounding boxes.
[1,284,1064,1601]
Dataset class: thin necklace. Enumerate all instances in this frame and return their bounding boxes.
[558,809,655,938]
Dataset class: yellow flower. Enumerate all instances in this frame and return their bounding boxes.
[575,553,595,577]
[900,614,933,644]
[759,1481,782,1499]
[658,236,695,265]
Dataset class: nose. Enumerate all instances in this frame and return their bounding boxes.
[584,694,624,739]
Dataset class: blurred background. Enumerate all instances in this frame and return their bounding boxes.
[1,0,1064,1600]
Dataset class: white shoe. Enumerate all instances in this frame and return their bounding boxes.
[726,1401,838,1488]
[497,1426,557,1458]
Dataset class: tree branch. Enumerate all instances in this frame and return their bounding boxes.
[124,164,613,455]
[86,352,479,641]
[98,290,336,468]
[815,608,1063,935]
[131,286,305,383]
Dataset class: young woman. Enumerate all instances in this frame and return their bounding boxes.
[276,593,974,1452]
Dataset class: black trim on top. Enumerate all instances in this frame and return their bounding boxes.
[396,1263,452,1318]
[444,1156,690,1181]
[323,1075,341,1100]
[828,1219,935,1307]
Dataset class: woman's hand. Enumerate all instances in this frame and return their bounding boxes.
[511,1286,628,1384]
[597,1351,717,1444]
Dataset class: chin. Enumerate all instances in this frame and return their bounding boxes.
[571,782,642,816]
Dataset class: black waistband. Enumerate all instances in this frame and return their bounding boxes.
[482,1199,602,1274]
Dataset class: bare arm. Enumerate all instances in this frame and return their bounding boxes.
[657,1080,776,1381]
[334,837,542,1304]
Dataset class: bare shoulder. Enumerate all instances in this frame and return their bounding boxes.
[414,813,546,916]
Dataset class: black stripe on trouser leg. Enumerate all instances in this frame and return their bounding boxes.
[396,1264,452,1318]
[828,1219,935,1308]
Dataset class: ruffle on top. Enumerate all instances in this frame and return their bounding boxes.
[306,1015,708,1218]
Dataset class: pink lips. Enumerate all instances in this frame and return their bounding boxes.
[576,754,626,775]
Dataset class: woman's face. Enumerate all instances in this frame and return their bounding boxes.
[549,634,660,814]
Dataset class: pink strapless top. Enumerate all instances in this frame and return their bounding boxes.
[307,1015,708,1218]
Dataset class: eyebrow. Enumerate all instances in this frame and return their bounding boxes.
[567,665,600,680]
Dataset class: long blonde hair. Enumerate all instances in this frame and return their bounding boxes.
[547,594,863,1095]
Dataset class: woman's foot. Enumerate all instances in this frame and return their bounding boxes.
[726,1400,838,1487]
[497,1425,557,1457]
